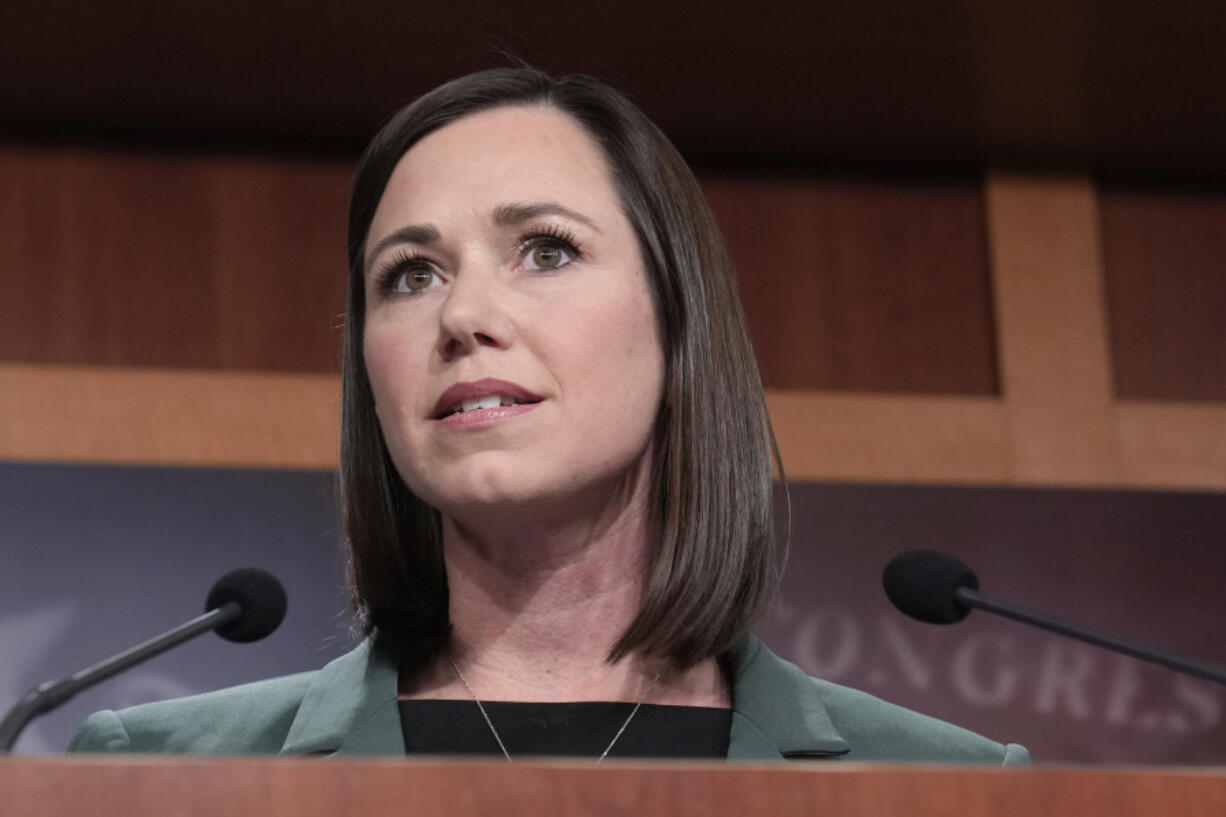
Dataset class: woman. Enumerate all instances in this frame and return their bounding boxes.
[73,67,1027,763]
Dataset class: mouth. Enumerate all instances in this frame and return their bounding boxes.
[431,378,544,420]
[435,393,541,419]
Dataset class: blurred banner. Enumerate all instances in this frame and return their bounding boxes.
[756,483,1226,765]
[2,463,1223,762]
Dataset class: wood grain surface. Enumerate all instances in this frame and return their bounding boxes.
[0,144,349,372]
[2,146,1223,489]
[1,145,996,395]
[1100,185,1226,402]
[0,363,339,468]
[4,757,1225,817]
[706,176,998,395]
[986,174,1119,484]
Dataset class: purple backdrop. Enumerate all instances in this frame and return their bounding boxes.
[758,483,1226,764]
[2,463,1223,762]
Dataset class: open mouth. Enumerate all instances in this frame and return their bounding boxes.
[434,394,542,420]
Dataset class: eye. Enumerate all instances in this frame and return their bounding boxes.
[524,243,574,270]
[518,227,582,272]
[377,251,442,296]
[391,268,440,293]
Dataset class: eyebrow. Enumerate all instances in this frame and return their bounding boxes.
[492,201,602,234]
[364,201,601,273]
[364,223,441,273]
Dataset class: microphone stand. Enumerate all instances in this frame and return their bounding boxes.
[0,602,241,752]
[956,586,1226,687]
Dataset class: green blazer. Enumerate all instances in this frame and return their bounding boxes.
[70,636,1029,764]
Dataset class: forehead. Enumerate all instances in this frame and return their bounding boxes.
[369,105,619,233]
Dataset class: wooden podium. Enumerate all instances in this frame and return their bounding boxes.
[3,757,1225,816]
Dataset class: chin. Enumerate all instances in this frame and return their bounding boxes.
[403,447,652,526]
[412,461,545,514]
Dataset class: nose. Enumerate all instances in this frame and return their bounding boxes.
[435,266,512,361]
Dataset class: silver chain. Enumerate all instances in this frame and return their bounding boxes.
[448,655,662,764]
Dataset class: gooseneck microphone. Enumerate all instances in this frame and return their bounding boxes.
[0,568,286,752]
[883,549,1226,687]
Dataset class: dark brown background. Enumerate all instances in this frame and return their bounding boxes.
[6,0,1226,176]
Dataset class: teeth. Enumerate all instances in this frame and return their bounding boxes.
[458,395,512,413]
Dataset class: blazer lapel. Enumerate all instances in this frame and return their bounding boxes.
[727,636,850,761]
[279,639,406,756]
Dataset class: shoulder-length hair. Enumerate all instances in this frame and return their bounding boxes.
[342,67,780,669]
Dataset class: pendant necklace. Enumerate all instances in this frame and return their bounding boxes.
[449,655,662,764]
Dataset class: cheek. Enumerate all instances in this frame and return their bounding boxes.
[617,284,665,386]
[363,322,428,427]
[363,332,395,409]
[560,289,664,423]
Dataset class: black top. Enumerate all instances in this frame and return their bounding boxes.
[398,700,732,759]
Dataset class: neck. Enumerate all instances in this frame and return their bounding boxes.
[397,466,729,708]
[439,481,656,701]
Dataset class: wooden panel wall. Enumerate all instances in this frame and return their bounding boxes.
[704,177,997,395]
[1,143,1223,490]
[0,147,996,392]
[1100,184,1226,402]
[0,144,349,372]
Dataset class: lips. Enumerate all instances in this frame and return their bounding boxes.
[431,378,544,420]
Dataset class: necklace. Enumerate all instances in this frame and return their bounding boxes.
[448,655,662,764]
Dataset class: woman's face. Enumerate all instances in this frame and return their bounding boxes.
[362,105,665,524]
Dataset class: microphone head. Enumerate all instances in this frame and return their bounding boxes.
[883,550,979,624]
[205,568,287,643]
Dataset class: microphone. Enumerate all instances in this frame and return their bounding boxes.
[0,568,286,752]
[883,549,1226,687]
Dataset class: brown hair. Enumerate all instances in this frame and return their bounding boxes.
[342,67,781,669]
